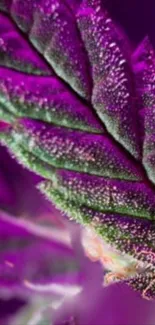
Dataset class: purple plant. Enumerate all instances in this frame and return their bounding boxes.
[1,0,155,320]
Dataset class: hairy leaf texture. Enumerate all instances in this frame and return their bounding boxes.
[0,13,51,75]
[1,0,155,299]
[133,37,155,184]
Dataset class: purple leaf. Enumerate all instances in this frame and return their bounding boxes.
[1,0,155,301]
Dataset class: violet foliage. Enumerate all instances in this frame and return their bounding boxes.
[1,0,155,323]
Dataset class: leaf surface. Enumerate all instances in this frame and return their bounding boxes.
[1,0,155,299]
